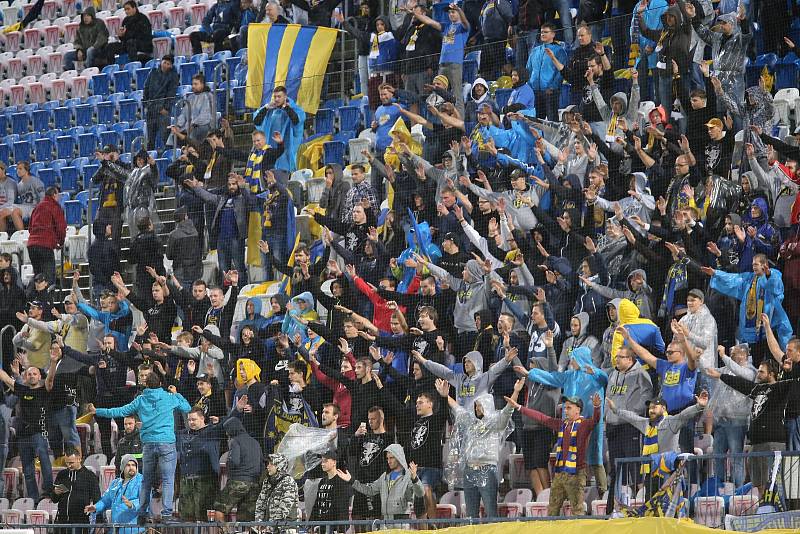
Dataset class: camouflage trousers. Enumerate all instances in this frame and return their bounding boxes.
[179,475,218,521]
[215,479,260,520]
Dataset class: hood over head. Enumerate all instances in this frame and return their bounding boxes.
[82,6,96,19]
[463,351,484,374]
[246,297,263,316]
[464,259,485,283]
[626,268,649,291]
[325,164,344,185]
[741,171,757,191]
[607,297,623,323]
[572,312,590,337]
[618,298,642,324]
[727,212,742,227]
[471,78,490,104]
[384,443,409,471]
[570,346,595,368]
[268,453,290,475]
[750,197,769,222]
[715,12,740,33]
[203,324,221,338]
[631,172,650,195]
[564,173,583,192]
[292,291,315,309]
[610,92,628,114]
[473,393,497,417]
[661,4,684,29]
[235,358,262,388]
[223,416,246,436]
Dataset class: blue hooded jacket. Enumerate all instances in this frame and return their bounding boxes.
[526,346,608,464]
[741,197,780,260]
[95,388,191,444]
[526,42,567,92]
[281,291,317,340]
[94,471,144,533]
[240,297,269,332]
[255,97,306,172]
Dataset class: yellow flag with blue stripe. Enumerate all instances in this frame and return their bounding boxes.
[245,23,339,114]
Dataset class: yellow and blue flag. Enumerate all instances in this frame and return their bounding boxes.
[245,23,339,114]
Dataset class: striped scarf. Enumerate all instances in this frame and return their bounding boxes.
[555,418,581,474]
[640,416,662,474]
[244,148,265,192]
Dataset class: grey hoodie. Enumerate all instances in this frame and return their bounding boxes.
[467,182,539,230]
[0,177,18,210]
[427,259,501,333]
[351,444,424,519]
[423,350,510,409]
[604,361,653,425]
[598,298,622,371]
[224,417,264,482]
[402,150,465,203]
[558,312,600,371]
[589,269,655,320]
[591,84,641,142]
[172,324,225,378]
[612,402,705,453]
[522,345,560,431]
[594,173,655,235]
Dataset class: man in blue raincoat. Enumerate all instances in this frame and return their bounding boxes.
[254,86,306,173]
[524,346,609,494]
[85,454,144,533]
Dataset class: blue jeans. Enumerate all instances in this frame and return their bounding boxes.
[553,0,575,45]
[713,420,746,487]
[64,46,101,71]
[141,442,177,519]
[47,406,80,456]
[217,236,247,286]
[463,465,498,518]
[260,232,287,282]
[20,433,53,500]
[787,416,800,452]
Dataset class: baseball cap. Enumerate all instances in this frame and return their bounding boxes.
[647,397,669,408]
[101,144,119,154]
[321,450,338,462]
[561,396,584,409]
[442,232,458,243]
[33,273,47,283]
[705,118,723,129]
[688,288,705,301]
[28,300,46,310]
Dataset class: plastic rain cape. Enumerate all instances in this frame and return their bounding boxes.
[444,394,514,488]
[276,423,337,479]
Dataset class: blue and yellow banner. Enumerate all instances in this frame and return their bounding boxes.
[245,23,339,114]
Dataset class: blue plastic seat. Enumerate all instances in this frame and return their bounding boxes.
[91,73,110,96]
[232,85,247,115]
[123,128,142,153]
[155,157,169,184]
[34,137,53,161]
[119,99,138,122]
[0,144,9,164]
[314,108,335,136]
[0,114,8,136]
[83,163,99,188]
[97,101,115,124]
[102,64,120,75]
[30,162,44,176]
[31,109,50,132]
[179,62,200,86]
[323,140,345,166]
[75,190,90,207]
[339,106,361,132]
[74,104,94,127]
[64,200,83,225]
[494,88,512,110]
[113,70,132,94]
[190,53,208,64]
[202,58,221,82]
[57,191,70,206]
[13,140,31,163]
[100,130,121,149]
[462,59,479,88]
[135,67,152,90]
[38,168,57,188]
[224,56,242,80]
[78,133,98,158]
[11,112,28,135]
[56,136,76,160]
[333,130,354,143]
[59,166,79,192]
[53,107,71,130]
[774,54,800,90]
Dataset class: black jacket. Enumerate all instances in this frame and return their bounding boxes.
[167,219,203,283]
[224,417,264,482]
[127,230,165,285]
[398,16,441,73]
[121,11,153,54]
[53,466,101,524]
[721,375,794,445]
[143,66,179,114]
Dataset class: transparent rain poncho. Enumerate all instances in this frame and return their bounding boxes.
[276,423,337,479]
[444,394,515,488]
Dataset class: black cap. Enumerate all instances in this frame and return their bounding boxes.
[646,397,669,408]
[321,450,338,462]
[442,232,458,243]
[101,144,119,154]
[688,288,705,301]
[33,273,48,283]
[28,300,46,309]
[561,396,584,409]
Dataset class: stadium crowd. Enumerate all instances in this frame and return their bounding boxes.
[1,0,800,529]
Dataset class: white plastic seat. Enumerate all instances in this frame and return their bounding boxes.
[773,88,799,126]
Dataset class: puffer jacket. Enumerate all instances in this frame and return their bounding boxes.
[352,444,424,519]
[255,453,300,522]
[75,7,109,52]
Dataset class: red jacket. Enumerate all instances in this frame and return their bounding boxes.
[353,275,406,332]
[311,351,357,428]
[27,196,67,250]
